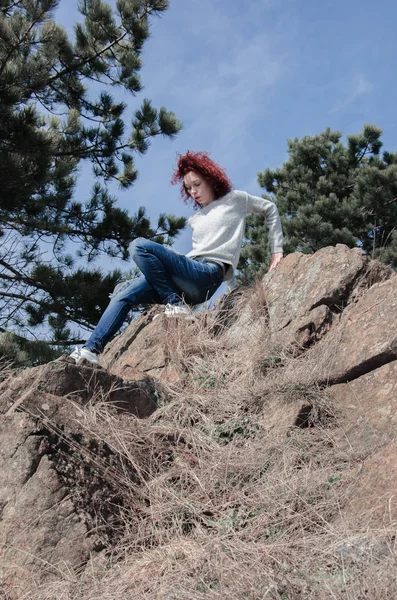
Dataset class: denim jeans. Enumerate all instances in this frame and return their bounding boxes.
[85,237,224,353]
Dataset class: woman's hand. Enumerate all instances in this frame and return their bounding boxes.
[269,252,283,271]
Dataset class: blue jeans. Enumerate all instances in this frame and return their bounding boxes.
[85,238,224,353]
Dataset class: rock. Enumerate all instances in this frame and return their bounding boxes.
[262,245,391,350]
[102,309,186,383]
[316,276,397,384]
[276,303,333,350]
[225,287,270,348]
[0,412,119,593]
[105,246,392,376]
[327,361,397,527]
[1,245,396,596]
[0,357,164,593]
[330,360,397,454]
[342,442,397,526]
[0,416,91,593]
[102,310,165,380]
[0,357,160,418]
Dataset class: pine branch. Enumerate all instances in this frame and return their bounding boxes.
[1,1,24,16]
[368,197,397,216]
[0,290,48,308]
[0,10,41,77]
[355,142,370,165]
[42,30,129,90]
[54,132,154,160]
[33,338,88,346]
[0,258,25,279]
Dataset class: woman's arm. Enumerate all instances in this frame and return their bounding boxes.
[245,193,284,270]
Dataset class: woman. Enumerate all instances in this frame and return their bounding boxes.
[71,151,284,364]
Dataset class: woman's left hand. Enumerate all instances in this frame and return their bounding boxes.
[269,252,283,271]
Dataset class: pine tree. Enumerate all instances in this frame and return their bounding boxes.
[0,0,185,342]
[239,125,397,279]
[0,330,63,369]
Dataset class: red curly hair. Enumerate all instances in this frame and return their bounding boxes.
[171,151,233,207]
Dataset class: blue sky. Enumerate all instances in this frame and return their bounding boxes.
[55,0,397,278]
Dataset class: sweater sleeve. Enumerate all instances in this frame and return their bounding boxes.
[246,192,284,253]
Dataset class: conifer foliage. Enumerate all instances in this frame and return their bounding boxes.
[0,0,185,341]
[239,125,397,279]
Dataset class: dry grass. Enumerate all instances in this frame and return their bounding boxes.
[0,358,16,383]
[4,286,397,599]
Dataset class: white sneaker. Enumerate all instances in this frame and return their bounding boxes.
[70,346,100,365]
[164,303,193,317]
[153,303,195,320]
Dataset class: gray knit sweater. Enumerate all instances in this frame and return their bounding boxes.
[186,190,284,283]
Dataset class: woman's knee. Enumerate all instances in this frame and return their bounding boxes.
[129,237,148,257]
[109,278,136,300]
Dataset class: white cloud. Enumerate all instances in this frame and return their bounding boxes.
[134,0,289,200]
[330,73,373,113]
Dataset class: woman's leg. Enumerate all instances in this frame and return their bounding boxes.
[130,238,223,305]
[82,238,223,356]
[84,276,160,354]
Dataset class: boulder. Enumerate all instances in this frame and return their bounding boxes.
[103,308,187,383]
[0,357,164,593]
[330,360,397,454]
[0,356,159,418]
[0,413,94,593]
[1,244,396,596]
[342,442,397,526]
[104,246,393,380]
[315,276,397,384]
[262,245,391,350]
[326,361,397,527]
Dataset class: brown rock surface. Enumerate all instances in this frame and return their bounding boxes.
[262,245,391,350]
[316,276,397,384]
[328,362,397,526]
[331,360,397,453]
[101,310,164,380]
[0,356,159,418]
[103,246,393,381]
[0,357,162,594]
[0,413,93,593]
[103,308,187,382]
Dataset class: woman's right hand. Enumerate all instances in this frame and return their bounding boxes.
[269,252,283,271]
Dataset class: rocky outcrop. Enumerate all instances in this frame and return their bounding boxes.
[330,361,397,525]
[262,244,391,350]
[102,308,182,382]
[0,356,159,419]
[0,358,162,593]
[217,245,391,356]
[342,442,397,526]
[102,246,382,379]
[331,360,397,453]
[316,276,397,384]
[0,244,396,597]
[0,412,97,592]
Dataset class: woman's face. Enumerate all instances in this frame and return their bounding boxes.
[184,170,215,207]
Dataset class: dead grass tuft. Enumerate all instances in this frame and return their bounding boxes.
[0,358,17,383]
